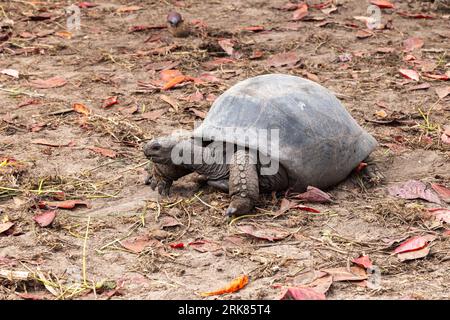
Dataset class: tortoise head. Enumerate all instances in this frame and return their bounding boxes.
[144,132,193,165]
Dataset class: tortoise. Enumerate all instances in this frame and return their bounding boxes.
[143,74,379,217]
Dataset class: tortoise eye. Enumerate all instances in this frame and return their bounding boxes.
[150,142,161,151]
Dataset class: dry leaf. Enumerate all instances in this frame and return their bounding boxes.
[32,139,74,147]
[430,184,450,203]
[435,86,450,99]
[293,186,332,203]
[33,211,56,227]
[116,5,142,13]
[388,180,441,204]
[39,200,90,209]
[200,275,248,296]
[322,266,368,282]
[29,77,67,89]
[162,75,191,90]
[160,69,183,81]
[370,0,395,8]
[265,51,299,68]
[238,224,290,241]
[403,37,424,52]
[121,236,156,253]
[351,255,373,269]
[159,94,179,112]
[0,222,14,234]
[280,287,325,300]
[101,96,118,108]
[397,246,430,261]
[1,69,19,78]
[87,147,117,158]
[73,103,91,115]
[292,3,308,21]
[394,235,436,254]
[141,109,167,121]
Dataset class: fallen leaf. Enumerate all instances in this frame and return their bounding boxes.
[87,147,117,158]
[442,133,450,145]
[121,236,156,254]
[423,73,449,81]
[170,243,184,249]
[77,2,99,9]
[370,0,394,9]
[16,99,41,108]
[398,12,434,19]
[159,94,179,112]
[55,31,72,39]
[31,139,74,147]
[435,86,450,99]
[376,47,395,54]
[397,246,430,261]
[39,200,90,210]
[101,96,118,108]
[159,216,182,228]
[293,186,332,203]
[356,29,374,39]
[403,37,424,52]
[427,208,450,224]
[388,180,441,204]
[32,211,56,227]
[242,26,265,32]
[237,224,290,241]
[292,204,321,213]
[399,68,420,81]
[322,266,368,282]
[200,275,248,296]
[431,184,450,203]
[1,69,19,78]
[162,75,191,90]
[160,69,183,81]
[394,235,436,254]
[218,39,235,56]
[408,83,431,91]
[0,222,14,235]
[351,255,373,269]
[116,5,142,13]
[146,61,180,72]
[292,3,308,21]
[280,287,325,300]
[275,198,295,216]
[73,103,91,116]
[29,77,67,89]
[141,109,167,121]
[189,240,222,252]
[16,292,48,300]
[189,108,207,119]
[265,51,299,68]
[184,92,204,103]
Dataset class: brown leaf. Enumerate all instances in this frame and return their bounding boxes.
[370,0,395,9]
[307,274,333,294]
[16,292,48,300]
[408,83,430,91]
[403,37,424,52]
[242,26,265,32]
[162,75,192,90]
[0,222,15,234]
[293,186,332,203]
[238,224,290,241]
[141,109,167,121]
[218,39,235,56]
[423,73,449,81]
[399,68,420,81]
[435,86,450,99]
[159,94,179,112]
[87,147,117,158]
[101,96,118,108]
[265,51,299,68]
[160,69,183,82]
[29,77,67,89]
[431,184,450,203]
[397,12,435,19]
[189,108,207,119]
[322,266,368,282]
[146,61,180,72]
[292,3,308,21]
[159,216,182,228]
[356,30,373,39]
[280,287,325,300]
[32,211,56,227]
[116,5,142,13]
[388,180,441,204]
[121,235,157,254]
[427,208,450,224]
[184,92,204,103]
[189,240,222,253]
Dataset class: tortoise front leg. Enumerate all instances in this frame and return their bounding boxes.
[225,149,259,217]
[145,163,191,196]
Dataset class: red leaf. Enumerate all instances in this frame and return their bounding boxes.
[370,0,394,9]
[430,184,450,203]
[77,2,98,8]
[101,96,118,108]
[265,51,299,68]
[292,204,321,213]
[292,3,308,21]
[162,75,192,90]
[29,77,67,89]
[398,12,434,19]
[397,246,430,261]
[351,255,373,269]
[293,186,332,203]
[280,287,325,300]
[73,103,91,116]
[388,180,441,204]
[393,235,436,254]
[160,69,183,81]
[33,211,56,227]
[238,224,290,241]
[39,200,90,209]
[87,147,117,158]
[170,243,184,249]
[403,37,424,52]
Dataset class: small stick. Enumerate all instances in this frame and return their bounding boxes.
[82,216,91,286]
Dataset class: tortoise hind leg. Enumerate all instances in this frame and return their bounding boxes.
[207,179,229,193]
[225,149,259,217]
[352,156,384,190]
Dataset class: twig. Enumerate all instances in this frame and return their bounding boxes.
[82,216,91,286]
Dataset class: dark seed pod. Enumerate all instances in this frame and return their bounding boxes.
[167,11,183,27]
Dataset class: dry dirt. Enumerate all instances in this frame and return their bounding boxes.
[0,0,449,300]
